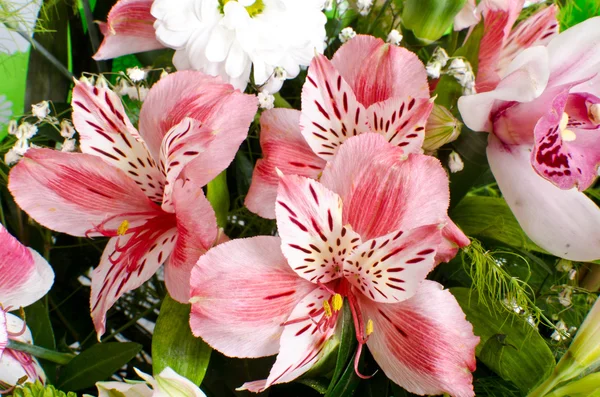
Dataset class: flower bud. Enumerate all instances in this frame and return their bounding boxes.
[423,104,461,152]
[567,298,600,371]
[402,0,467,44]
[448,151,464,173]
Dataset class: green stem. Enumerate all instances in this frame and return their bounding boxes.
[7,340,74,365]
[527,355,581,397]
[207,170,230,228]
[273,93,293,109]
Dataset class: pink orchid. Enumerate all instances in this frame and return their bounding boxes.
[0,223,54,386]
[458,17,600,261]
[93,0,165,60]
[8,71,257,336]
[245,35,468,261]
[190,134,479,396]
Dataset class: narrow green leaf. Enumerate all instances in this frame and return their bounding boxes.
[324,355,361,397]
[325,304,357,394]
[57,342,142,391]
[451,288,555,392]
[152,295,212,385]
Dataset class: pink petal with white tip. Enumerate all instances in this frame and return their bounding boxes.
[0,224,54,309]
[72,80,165,202]
[276,174,361,284]
[8,149,161,237]
[246,109,326,219]
[93,0,164,60]
[359,281,478,397]
[331,35,430,107]
[190,236,316,358]
[165,179,218,303]
[240,287,336,393]
[344,225,441,303]
[300,54,369,161]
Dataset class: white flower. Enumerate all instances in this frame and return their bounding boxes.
[448,151,464,173]
[339,27,356,43]
[258,91,275,110]
[4,149,22,166]
[386,29,403,46]
[356,0,372,15]
[96,367,206,397]
[426,61,442,79]
[551,320,570,341]
[558,287,573,307]
[151,0,327,92]
[61,138,77,152]
[31,101,50,120]
[17,122,37,140]
[60,120,76,139]
[0,95,13,126]
[127,67,147,82]
[568,268,577,280]
[7,120,17,135]
[432,47,449,67]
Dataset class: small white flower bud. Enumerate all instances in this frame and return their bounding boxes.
[60,120,76,139]
[8,120,17,135]
[127,67,147,82]
[258,91,275,110]
[426,61,442,79]
[357,0,373,15]
[432,47,449,67]
[339,27,357,43]
[4,149,21,166]
[96,75,109,89]
[386,29,403,46]
[17,122,38,140]
[61,138,77,152]
[31,101,50,120]
[448,151,464,173]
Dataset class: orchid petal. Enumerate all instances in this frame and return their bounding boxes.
[276,174,361,284]
[345,225,441,303]
[487,135,600,261]
[300,54,369,161]
[93,0,164,60]
[359,281,478,397]
[0,224,54,309]
[240,287,335,393]
[9,149,161,237]
[190,236,316,358]
[91,225,177,336]
[367,96,432,153]
[331,35,429,106]
[246,109,326,219]
[139,71,257,164]
[165,179,218,303]
[72,80,165,202]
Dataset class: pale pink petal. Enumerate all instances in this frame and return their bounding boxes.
[437,221,471,264]
[93,0,164,60]
[139,71,257,163]
[165,179,218,303]
[190,236,316,358]
[276,174,361,284]
[240,287,336,393]
[300,54,369,161]
[344,225,441,303]
[91,224,177,336]
[246,109,326,219]
[0,348,46,385]
[8,149,161,237]
[367,97,432,153]
[331,35,429,106]
[0,310,6,359]
[454,0,480,31]
[359,281,478,397]
[532,89,600,190]
[0,224,54,309]
[487,135,600,261]
[72,80,165,202]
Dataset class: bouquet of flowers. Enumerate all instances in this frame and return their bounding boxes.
[1,0,600,396]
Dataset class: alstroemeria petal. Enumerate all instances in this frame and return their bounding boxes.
[72,80,165,202]
[367,96,432,153]
[246,109,326,219]
[488,135,600,261]
[139,71,257,163]
[0,224,54,309]
[345,225,441,303]
[240,287,335,393]
[0,347,46,385]
[9,149,161,237]
[276,174,361,284]
[359,281,478,397]
[331,35,429,106]
[91,226,177,336]
[93,0,164,60]
[532,89,600,190]
[97,381,153,397]
[0,309,7,358]
[165,179,218,303]
[190,236,316,358]
[300,54,369,160]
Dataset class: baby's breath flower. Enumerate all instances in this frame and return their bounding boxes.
[386,29,403,46]
[339,27,357,43]
[31,101,50,120]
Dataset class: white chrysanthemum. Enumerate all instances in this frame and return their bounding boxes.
[151,0,327,91]
[0,95,13,126]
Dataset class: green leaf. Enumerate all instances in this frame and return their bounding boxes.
[451,288,555,392]
[207,170,230,228]
[57,342,142,391]
[401,0,467,43]
[152,295,212,385]
[451,196,548,253]
[324,356,361,397]
[324,304,357,394]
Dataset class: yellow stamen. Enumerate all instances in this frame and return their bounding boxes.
[559,112,576,142]
[332,294,343,312]
[366,319,374,336]
[117,220,129,236]
[323,300,332,318]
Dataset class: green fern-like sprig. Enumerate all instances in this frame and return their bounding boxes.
[10,381,76,397]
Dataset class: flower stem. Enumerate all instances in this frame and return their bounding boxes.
[273,93,292,109]
[6,340,75,365]
[527,354,580,397]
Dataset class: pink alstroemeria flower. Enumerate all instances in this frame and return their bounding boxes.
[190,134,479,396]
[0,224,54,386]
[458,17,600,261]
[9,71,257,336]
